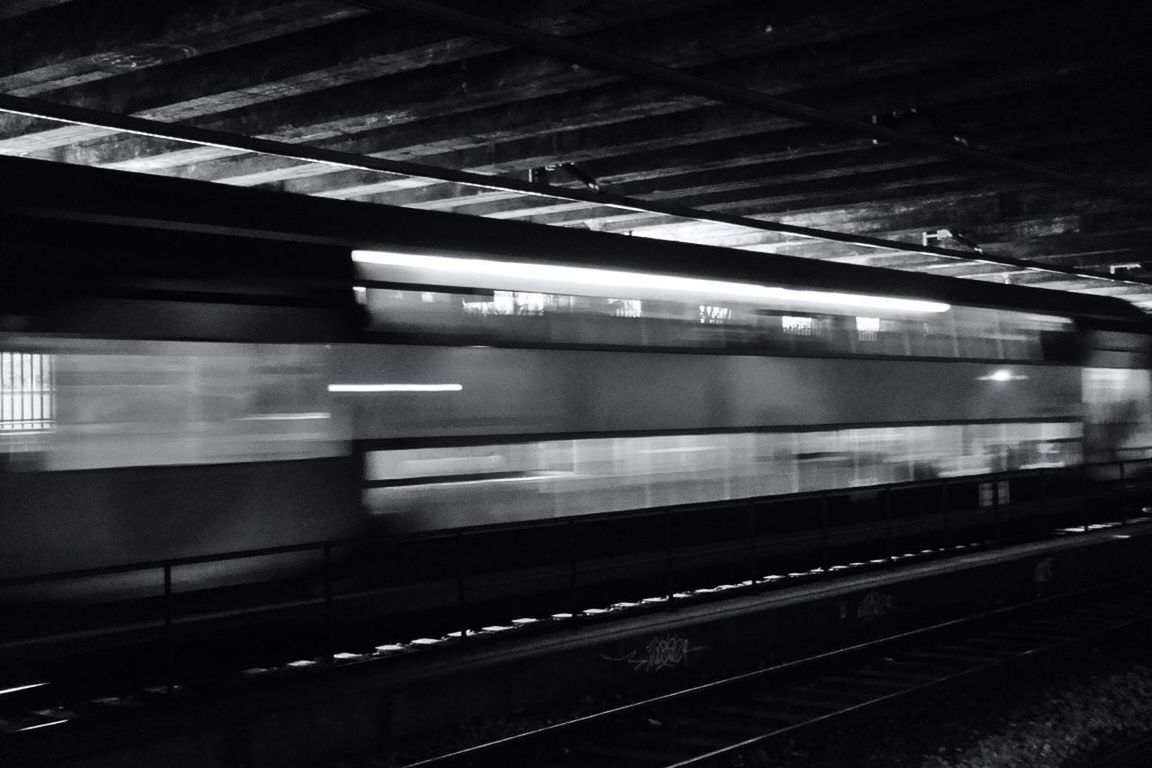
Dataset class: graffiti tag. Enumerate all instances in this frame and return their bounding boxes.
[855,590,895,621]
[602,634,706,672]
[1033,557,1054,584]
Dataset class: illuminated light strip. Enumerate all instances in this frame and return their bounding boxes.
[16,719,69,732]
[352,250,952,314]
[328,384,463,393]
[0,682,47,696]
[236,412,332,421]
[977,369,1029,382]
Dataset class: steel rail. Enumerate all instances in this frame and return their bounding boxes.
[343,0,1152,209]
[1,93,1150,292]
[407,581,1152,767]
[1068,733,1152,768]
[400,582,1147,768]
[670,590,1152,767]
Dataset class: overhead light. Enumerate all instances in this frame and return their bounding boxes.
[328,383,463,393]
[352,250,951,314]
[16,719,69,732]
[236,412,332,421]
[977,369,1028,382]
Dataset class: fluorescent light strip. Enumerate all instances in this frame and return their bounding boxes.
[353,250,951,314]
[977,369,1029,382]
[328,384,463,393]
[17,719,69,732]
[0,682,47,696]
[236,412,332,421]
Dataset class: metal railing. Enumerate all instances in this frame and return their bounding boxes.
[0,457,1149,692]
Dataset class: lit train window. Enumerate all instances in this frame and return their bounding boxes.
[699,305,732,324]
[855,316,880,342]
[357,279,1072,364]
[461,295,498,316]
[782,316,813,336]
[361,421,1084,525]
[513,292,546,315]
[0,352,53,432]
[39,342,341,471]
[612,299,641,318]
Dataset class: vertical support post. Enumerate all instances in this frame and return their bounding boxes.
[163,564,175,695]
[567,519,578,617]
[884,488,893,560]
[454,531,467,634]
[323,544,334,666]
[991,474,1001,544]
[664,509,674,603]
[940,479,951,548]
[819,494,829,570]
[1118,460,1129,517]
[746,503,756,585]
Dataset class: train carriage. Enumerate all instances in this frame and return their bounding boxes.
[0,155,1150,599]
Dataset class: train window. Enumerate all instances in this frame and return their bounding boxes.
[357,280,1069,365]
[911,313,960,358]
[511,292,546,315]
[360,420,1083,525]
[0,351,53,433]
[40,342,341,470]
[953,307,1004,358]
[991,310,1070,361]
[855,317,881,342]
[1083,368,1152,437]
[950,308,1072,361]
[614,299,642,318]
[782,316,813,336]
[699,305,732,324]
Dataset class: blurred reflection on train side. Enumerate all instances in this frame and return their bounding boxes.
[0,339,356,587]
[43,340,345,470]
[363,423,1082,531]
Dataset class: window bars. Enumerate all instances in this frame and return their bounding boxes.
[0,352,53,432]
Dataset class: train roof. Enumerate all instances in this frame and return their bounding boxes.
[0,154,1146,330]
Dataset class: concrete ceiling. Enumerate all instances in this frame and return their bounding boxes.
[2,0,1151,305]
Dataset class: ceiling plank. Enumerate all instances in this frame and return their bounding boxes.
[0,0,367,95]
[0,0,76,21]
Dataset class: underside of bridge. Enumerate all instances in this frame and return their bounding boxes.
[2,0,1150,304]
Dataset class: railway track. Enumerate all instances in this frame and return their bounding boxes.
[1,517,1148,754]
[406,583,1152,768]
[1070,733,1152,768]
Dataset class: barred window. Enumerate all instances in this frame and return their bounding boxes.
[1,352,53,432]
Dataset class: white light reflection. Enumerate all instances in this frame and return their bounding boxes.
[977,369,1029,382]
[328,383,463,393]
[236,412,331,421]
[352,250,951,314]
[0,682,48,696]
[17,719,69,732]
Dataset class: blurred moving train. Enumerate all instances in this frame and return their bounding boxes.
[0,155,1150,592]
